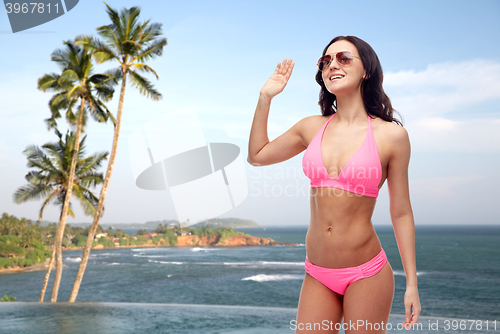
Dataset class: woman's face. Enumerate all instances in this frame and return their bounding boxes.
[321,40,366,96]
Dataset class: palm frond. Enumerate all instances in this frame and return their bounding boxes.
[131,38,167,64]
[38,73,62,92]
[85,97,109,123]
[128,69,162,100]
[78,174,105,189]
[140,22,164,44]
[130,63,159,79]
[59,69,80,83]
[72,185,99,217]
[43,115,58,130]
[38,188,60,221]
[78,150,109,175]
[13,184,54,204]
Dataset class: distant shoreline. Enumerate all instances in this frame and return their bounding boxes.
[0,237,298,275]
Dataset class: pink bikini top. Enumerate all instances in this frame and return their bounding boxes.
[302,113,382,198]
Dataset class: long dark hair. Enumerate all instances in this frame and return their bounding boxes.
[315,36,402,126]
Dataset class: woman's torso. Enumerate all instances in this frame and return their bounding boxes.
[302,113,391,268]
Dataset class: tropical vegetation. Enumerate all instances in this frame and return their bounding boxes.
[69,2,167,302]
[37,37,117,302]
[0,212,251,272]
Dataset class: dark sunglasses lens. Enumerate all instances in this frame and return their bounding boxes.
[336,52,353,65]
[318,55,331,71]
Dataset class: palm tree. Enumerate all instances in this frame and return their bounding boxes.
[37,40,116,302]
[13,128,108,302]
[68,3,166,302]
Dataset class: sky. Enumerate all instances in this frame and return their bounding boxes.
[0,0,499,226]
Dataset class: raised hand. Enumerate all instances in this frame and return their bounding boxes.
[260,58,295,100]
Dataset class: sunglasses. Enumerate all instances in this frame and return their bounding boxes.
[317,51,360,71]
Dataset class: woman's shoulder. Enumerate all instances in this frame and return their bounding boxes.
[372,115,409,142]
[293,114,329,131]
[293,114,331,147]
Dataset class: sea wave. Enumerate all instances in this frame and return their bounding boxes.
[65,257,81,262]
[393,270,426,276]
[148,260,183,265]
[131,248,156,252]
[242,274,304,282]
[259,261,303,266]
[223,261,303,267]
[133,254,171,258]
[191,247,220,252]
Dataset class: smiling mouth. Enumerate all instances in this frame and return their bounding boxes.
[330,75,345,81]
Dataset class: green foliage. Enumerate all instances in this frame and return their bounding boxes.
[135,235,147,244]
[152,235,160,245]
[1,295,16,302]
[13,127,109,219]
[71,234,87,248]
[98,237,114,248]
[0,242,26,257]
[191,226,244,242]
[0,214,251,272]
[32,241,46,250]
[0,235,22,244]
[217,227,245,241]
[136,229,149,236]
[118,237,129,246]
[62,238,70,248]
[192,226,213,239]
[26,251,38,263]
[0,258,12,269]
[114,229,127,238]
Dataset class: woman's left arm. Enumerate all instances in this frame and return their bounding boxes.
[386,125,421,329]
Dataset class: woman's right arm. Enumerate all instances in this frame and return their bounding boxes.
[248,59,308,166]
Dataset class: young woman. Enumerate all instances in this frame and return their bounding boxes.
[247,36,421,333]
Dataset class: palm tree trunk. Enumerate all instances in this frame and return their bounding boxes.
[39,243,55,302]
[50,98,86,302]
[68,72,128,302]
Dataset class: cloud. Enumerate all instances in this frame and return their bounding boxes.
[385,60,500,111]
[410,175,485,200]
[384,60,500,152]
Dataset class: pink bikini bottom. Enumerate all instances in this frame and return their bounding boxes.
[304,248,388,295]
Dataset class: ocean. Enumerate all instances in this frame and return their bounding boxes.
[0,225,499,333]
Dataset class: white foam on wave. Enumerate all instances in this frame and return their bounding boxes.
[133,254,171,258]
[259,261,304,266]
[65,257,81,262]
[191,247,220,252]
[222,261,303,266]
[393,270,426,276]
[131,248,156,252]
[242,274,304,282]
[148,260,183,265]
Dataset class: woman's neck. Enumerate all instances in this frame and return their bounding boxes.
[334,90,367,125]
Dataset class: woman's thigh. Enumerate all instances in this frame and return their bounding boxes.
[295,273,344,333]
[343,262,395,334]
